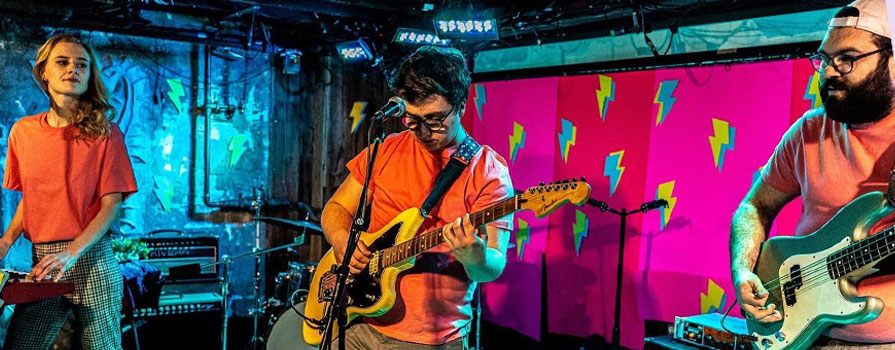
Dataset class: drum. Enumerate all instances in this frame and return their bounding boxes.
[265,300,315,350]
[273,262,316,303]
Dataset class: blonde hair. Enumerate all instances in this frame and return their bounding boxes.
[32,34,114,138]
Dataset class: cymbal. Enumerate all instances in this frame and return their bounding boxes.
[253,216,322,233]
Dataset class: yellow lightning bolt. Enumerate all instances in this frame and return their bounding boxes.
[595,75,614,121]
[657,181,677,230]
[805,72,823,109]
[349,101,368,133]
[708,119,731,168]
[700,278,727,314]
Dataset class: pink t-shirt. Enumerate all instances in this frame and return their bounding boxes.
[762,108,895,343]
[346,131,513,345]
[3,112,138,243]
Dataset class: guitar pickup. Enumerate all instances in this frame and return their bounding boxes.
[783,265,803,307]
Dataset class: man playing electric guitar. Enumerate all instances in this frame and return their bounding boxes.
[730,0,895,349]
[320,46,513,349]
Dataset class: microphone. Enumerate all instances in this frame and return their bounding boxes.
[373,96,407,121]
[640,199,669,213]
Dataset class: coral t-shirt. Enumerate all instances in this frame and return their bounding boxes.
[346,131,513,345]
[3,112,138,243]
[762,108,895,343]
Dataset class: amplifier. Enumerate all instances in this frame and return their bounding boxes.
[674,313,754,350]
[130,292,222,318]
[139,234,219,282]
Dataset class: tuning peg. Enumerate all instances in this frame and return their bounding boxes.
[539,182,545,186]
[580,176,587,182]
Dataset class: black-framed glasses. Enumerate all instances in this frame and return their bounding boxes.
[401,107,455,132]
[809,48,892,74]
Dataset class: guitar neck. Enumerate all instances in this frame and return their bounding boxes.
[828,226,895,279]
[377,195,520,269]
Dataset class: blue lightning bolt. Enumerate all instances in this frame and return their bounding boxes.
[654,80,679,126]
[228,134,249,168]
[153,176,174,213]
[573,210,589,256]
[557,118,577,164]
[595,75,615,121]
[166,78,185,114]
[474,84,486,120]
[603,150,625,196]
[509,122,527,163]
[349,101,368,133]
[804,72,823,109]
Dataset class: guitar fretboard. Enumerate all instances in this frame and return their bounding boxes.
[827,227,895,279]
[376,196,519,269]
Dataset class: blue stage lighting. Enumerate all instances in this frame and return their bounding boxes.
[335,39,374,62]
[393,28,451,46]
[434,19,498,40]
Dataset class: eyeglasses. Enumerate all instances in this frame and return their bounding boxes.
[809,48,892,75]
[401,108,455,132]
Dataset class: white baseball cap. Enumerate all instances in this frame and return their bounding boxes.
[829,0,891,38]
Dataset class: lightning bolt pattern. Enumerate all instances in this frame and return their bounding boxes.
[603,150,625,196]
[349,101,368,133]
[166,78,185,114]
[153,176,174,213]
[509,122,527,163]
[516,218,530,260]
[700,278,728,314]
[474,84,486,120]
[657,181,677,231]
[803,72,823,109]
[228,134,249,168]
[595,75,616,121]
[654,80,679,126]
[557,118,577,164]
[708,118,736,172]
[573,210,590,256]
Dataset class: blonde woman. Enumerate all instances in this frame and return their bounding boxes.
[0,34,137,350]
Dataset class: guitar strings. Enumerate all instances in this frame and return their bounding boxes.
[756,230,895,304]
[760,228,894,292]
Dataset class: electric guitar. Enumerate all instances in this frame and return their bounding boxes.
[749,191,895,350]
[302,178,591,346]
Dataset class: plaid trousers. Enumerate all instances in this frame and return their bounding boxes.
[5,237,123,350]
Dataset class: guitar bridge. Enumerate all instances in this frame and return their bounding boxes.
[318,271,337,303]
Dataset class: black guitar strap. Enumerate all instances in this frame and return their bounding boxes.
[419,136,481,218]
[888,167,895,207]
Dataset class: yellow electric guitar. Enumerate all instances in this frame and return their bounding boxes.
[303,178,591,346]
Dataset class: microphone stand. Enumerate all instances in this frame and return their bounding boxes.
[319,114,387,350]
[586,198,667,350]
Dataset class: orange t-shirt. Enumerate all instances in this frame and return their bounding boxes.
[3,112,138,243]
[346,131,513,345]
[762,108,895,343]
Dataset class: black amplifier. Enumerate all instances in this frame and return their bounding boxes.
[139,233,219,282]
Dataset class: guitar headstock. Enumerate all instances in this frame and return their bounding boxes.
[519,178,591,217]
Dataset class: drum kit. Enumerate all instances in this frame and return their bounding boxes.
[252,216,320,350]
[180,187,324,350]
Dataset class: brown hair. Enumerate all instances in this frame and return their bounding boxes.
[32,34,114,138]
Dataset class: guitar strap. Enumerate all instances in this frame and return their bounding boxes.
[419,135,481,218]
[888,167,895,207]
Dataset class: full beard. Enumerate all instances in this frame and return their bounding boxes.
[821,63,895,125]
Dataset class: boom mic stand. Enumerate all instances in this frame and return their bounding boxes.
[319,115,386,350]
[586,198,668,350]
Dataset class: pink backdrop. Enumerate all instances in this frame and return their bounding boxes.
[461,58,816,349]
